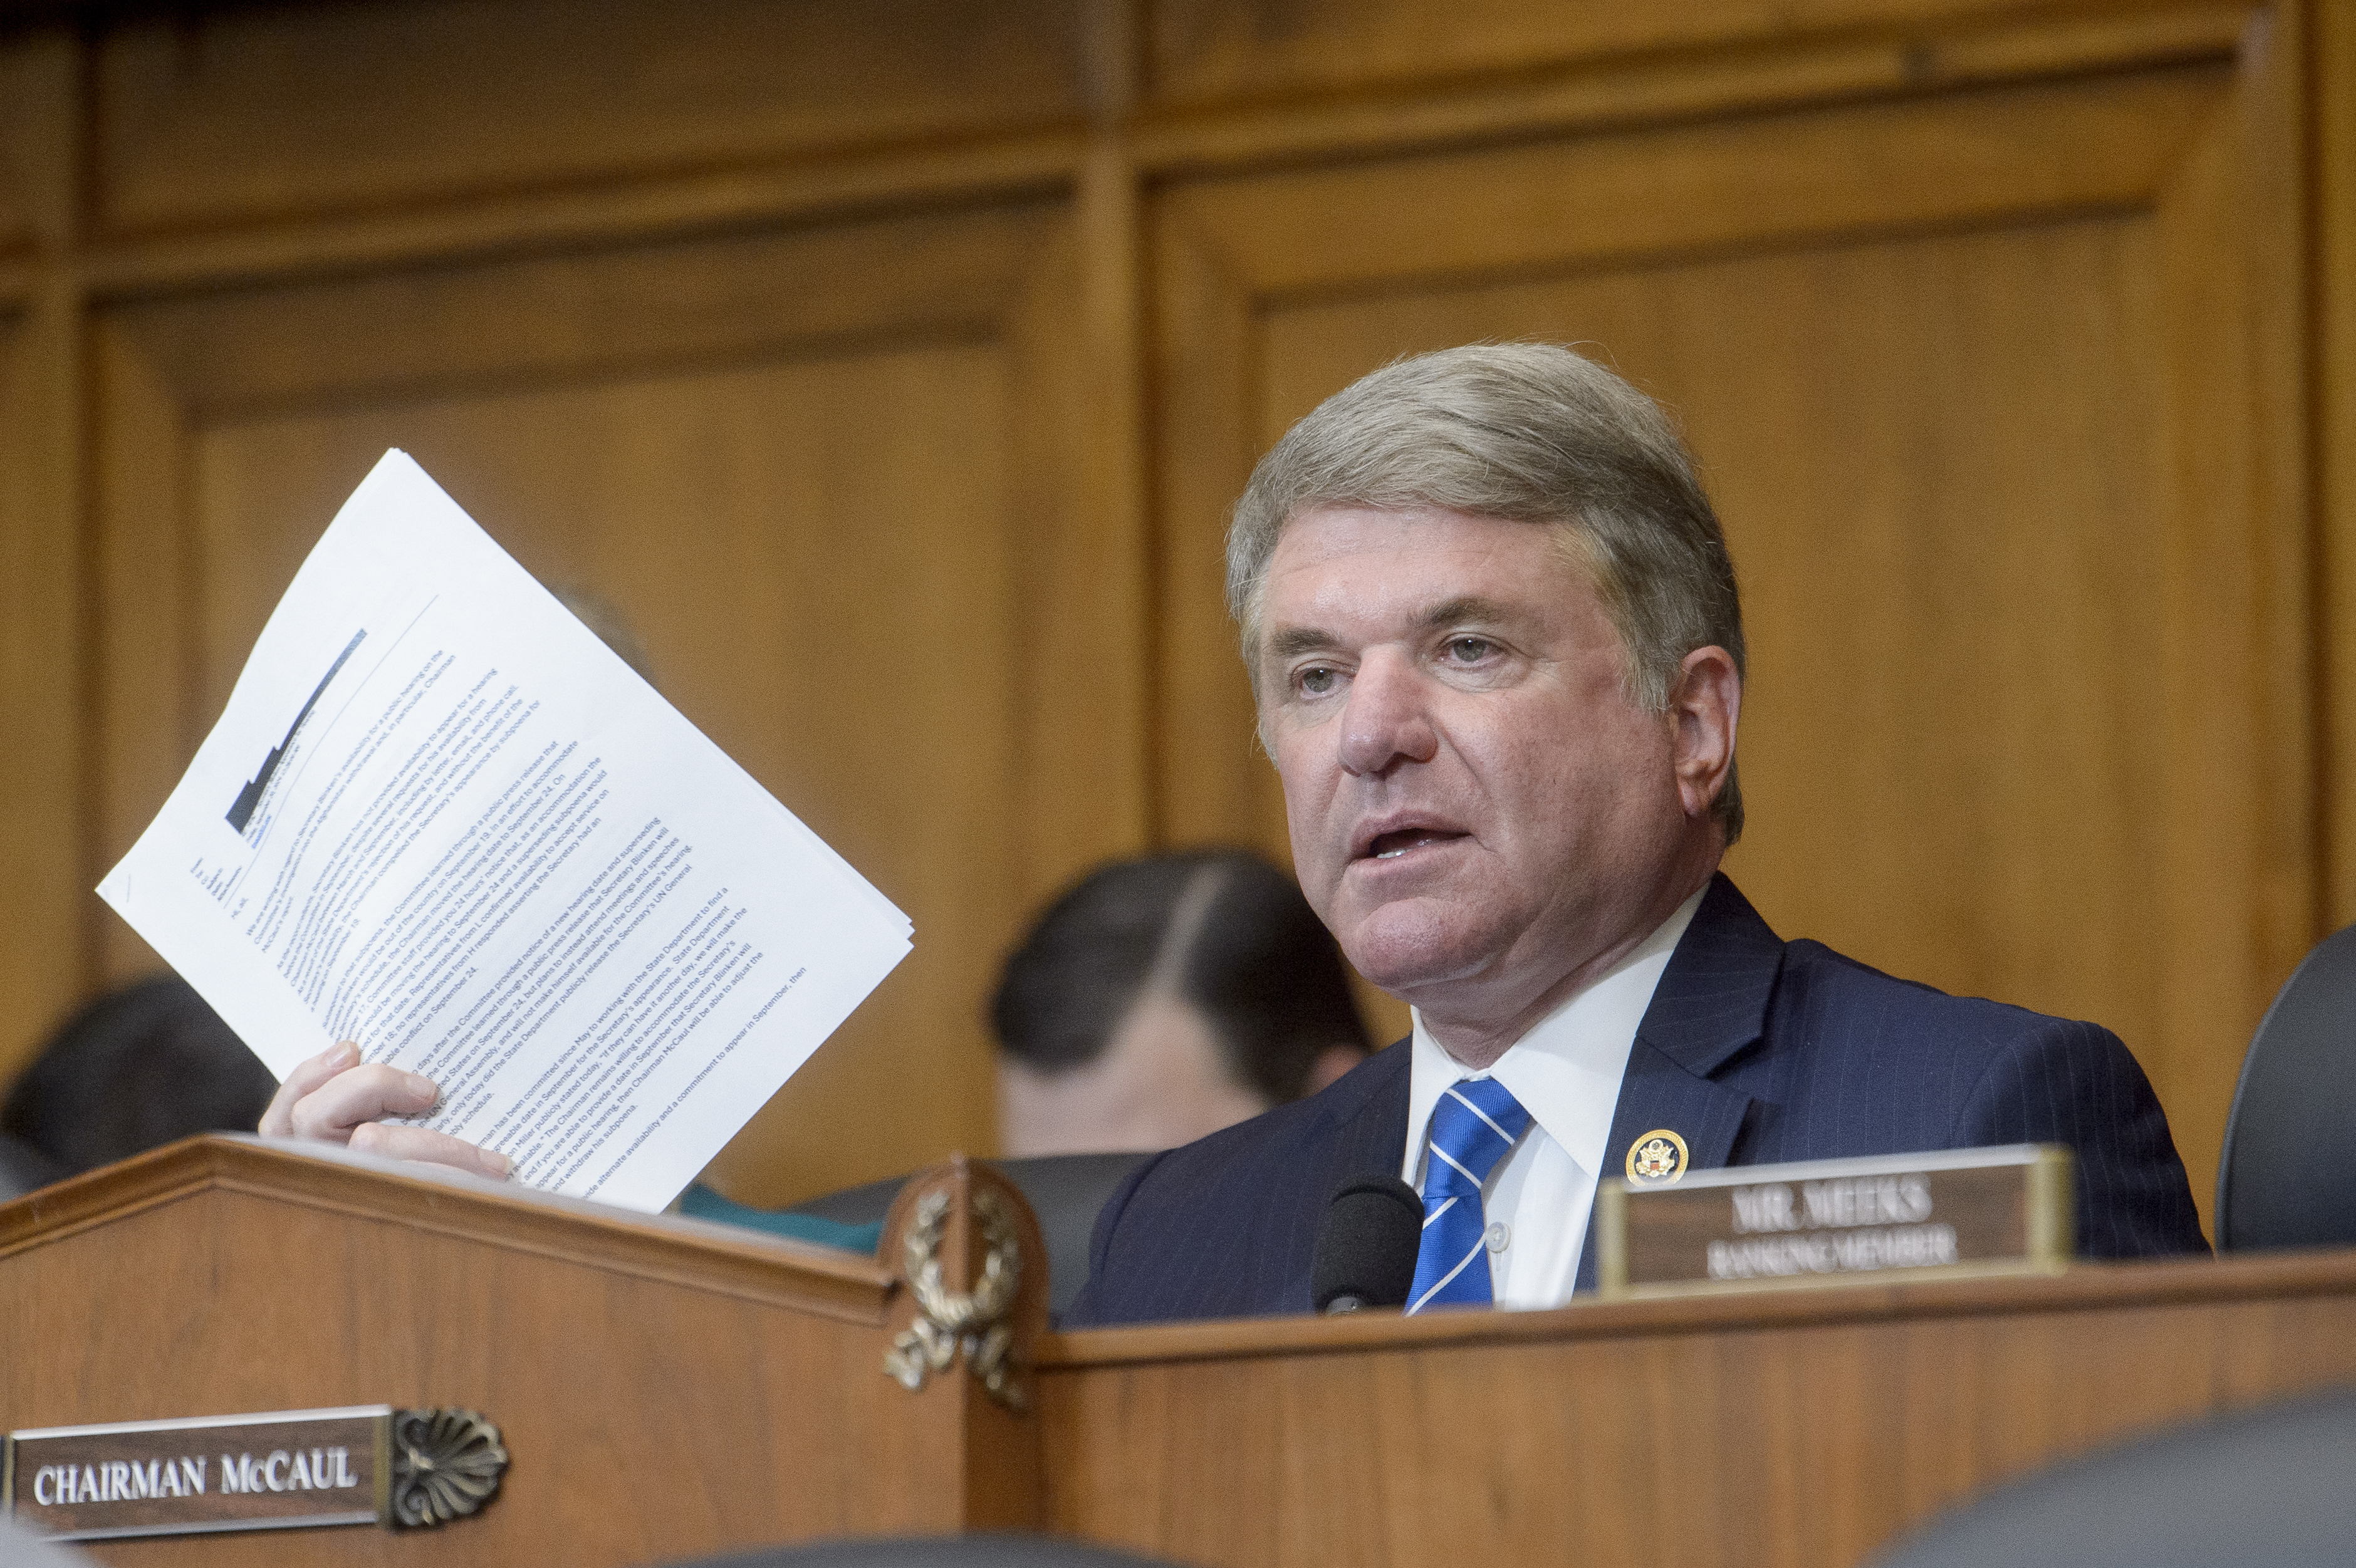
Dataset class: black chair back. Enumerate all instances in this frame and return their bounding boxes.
[0,1131,66,1202]
[1868,1388,2356,1568]
[788,1153,1147,1323]
[2216,922,2356,1250]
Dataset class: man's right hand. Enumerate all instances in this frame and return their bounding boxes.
[258,1041,513,1180]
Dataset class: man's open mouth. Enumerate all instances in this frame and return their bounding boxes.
[1363,828,1465,861]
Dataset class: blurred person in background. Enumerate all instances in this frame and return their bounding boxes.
[993,849,1372,1156]
[1,976,278,1190]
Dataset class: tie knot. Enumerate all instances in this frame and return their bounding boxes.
[1420,1078,1531,1199]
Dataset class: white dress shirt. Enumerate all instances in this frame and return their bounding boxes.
[1401,886,1705,1309]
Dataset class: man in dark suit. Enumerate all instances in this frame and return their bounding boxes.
[1064,344,2204,1329]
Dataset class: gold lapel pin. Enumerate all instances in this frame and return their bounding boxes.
[1625,1128,1690,1186]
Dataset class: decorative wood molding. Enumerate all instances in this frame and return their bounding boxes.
[0,1136,896,1322]
[73,135,1089,301]
[88,0,1092,238]
[1037,1245,2356,1368]
[1132,3,2249,176]
[881,1163,1033,1409]
[1160,68,2229,299]
[878,1156,1049,1530]
[1143,0,2249,107]
[101,200,1064,417]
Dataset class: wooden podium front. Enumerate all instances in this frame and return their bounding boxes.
[9,1138,2356,1567]
[0,1136,1045,1564]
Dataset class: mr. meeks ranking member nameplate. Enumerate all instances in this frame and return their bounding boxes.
[1596,1145,2075,1297]
[3,1406,507,1542]
[96,451,911,1213]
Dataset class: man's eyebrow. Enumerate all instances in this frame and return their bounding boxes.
[1417,596,1523,631]
[1266,625,1341,662]
[1264,598,1528,662]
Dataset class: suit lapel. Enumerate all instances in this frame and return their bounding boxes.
[1575,875,1784,1290]
[1323,1041,1412,1181]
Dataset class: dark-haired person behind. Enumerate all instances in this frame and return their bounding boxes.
[2,976,280,1192]
[993,850,1372,1156]
[680,850,1379,1292]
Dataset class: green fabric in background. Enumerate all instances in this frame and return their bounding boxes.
[677,1181,884,1255]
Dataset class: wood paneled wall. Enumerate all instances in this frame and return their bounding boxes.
[1,0,2348,1227]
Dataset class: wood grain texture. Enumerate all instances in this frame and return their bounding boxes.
[2318,0,2356,928]
[0,1137,959,1567]
[0,299,88,1090]
[1151,59,2299,1233]
[90,0,1088,235]
[1037,1250,2356,1568]
[0,32,56,262]
[0,32,85,1093]
[2145,5,2311,1215]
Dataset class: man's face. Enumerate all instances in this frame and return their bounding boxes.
[1257,505,1699,1028]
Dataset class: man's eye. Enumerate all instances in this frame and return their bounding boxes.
[1297,666,1338,695]
[1445,637,1494,663]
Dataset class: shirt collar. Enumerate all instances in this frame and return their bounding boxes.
[1404,886,1707,1183]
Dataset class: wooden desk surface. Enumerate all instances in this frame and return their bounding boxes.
[1036,1250,2356,1568]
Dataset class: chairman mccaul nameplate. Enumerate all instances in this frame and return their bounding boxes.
[1,1405,507,1542]
[1596,1145,2074,1297]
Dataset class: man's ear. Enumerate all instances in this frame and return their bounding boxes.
[1669,646,1740,823]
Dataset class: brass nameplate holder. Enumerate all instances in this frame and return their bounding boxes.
[1597,1144,2073,1298]
[1,1405,506,1542]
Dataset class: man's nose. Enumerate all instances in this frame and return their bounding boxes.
[1337,652,1439,776]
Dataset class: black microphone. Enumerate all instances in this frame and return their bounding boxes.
[1310,1175,1424,1314]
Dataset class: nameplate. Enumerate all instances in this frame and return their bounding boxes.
[1,1406,506,1542]
[1596,1145,2073,1298]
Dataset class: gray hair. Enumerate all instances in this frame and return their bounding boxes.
[1226,342,1745,839]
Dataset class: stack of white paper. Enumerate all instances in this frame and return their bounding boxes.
[98,450,912,1213]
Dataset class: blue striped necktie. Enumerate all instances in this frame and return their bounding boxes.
[1407,1077,1532,1314]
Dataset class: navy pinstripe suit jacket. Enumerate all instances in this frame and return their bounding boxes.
[1063,874,2207,1329]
